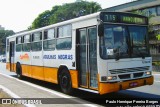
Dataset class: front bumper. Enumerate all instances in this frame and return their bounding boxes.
[98,76,154,95]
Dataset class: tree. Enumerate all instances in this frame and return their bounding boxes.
[0,30,15,54]
[30,10,51,30]
[30,0,101,29]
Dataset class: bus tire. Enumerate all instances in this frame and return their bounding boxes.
[16,63,23,79]
[59,68,72,94]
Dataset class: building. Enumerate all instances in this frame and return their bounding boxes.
[103,0,160,25]
[103,0,160,61]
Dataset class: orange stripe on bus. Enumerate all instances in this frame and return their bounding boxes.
[6,62,10,70]
[43,67,58,84]
[31,65,44,80]
[69,70,78,88]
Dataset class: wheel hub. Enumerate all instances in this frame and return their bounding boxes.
[62,76,68,88]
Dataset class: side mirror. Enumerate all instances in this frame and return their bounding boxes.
[98,22,104,37]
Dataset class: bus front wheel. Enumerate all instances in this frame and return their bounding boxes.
[59,68,72,94]
[16,63,23,79]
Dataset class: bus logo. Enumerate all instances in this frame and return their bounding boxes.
[20,53,29,61]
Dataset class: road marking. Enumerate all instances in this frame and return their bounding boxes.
[0,73,98,107]
[0,85,36,107]
[154,80,160,83]
[0,73,72,98]
[153,74,160,76]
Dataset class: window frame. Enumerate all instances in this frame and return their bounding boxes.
[22,34,31,52]
[16,36,22,52]
[56,24,72,50]
[31,31,42,51]
[43,28,56,51]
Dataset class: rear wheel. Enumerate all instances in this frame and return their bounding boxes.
[59,68,72,94]
[16,63,23,79]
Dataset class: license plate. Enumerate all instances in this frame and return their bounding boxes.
[129,82,138,87]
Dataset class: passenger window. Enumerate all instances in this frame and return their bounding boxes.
[23,35,31,52]
[16,36,22,52]
[43,28,56,51]
[32,32,42,42]
[56,25,72,50]
[31,32,42,51]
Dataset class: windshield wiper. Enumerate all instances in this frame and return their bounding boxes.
[114,48,120,61]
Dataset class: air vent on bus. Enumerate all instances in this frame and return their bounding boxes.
[109,66,149,74]
[118,74,130,79]
[133,72,144,78]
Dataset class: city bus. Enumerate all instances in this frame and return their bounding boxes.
[6,11,153,95]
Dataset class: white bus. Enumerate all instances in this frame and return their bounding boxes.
[6,12,153,95]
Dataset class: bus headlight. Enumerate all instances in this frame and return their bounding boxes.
[101,76,117,81]
[107,76,117,80]
[145,71,151,75]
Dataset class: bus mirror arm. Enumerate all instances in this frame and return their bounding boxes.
[98,20,104,37]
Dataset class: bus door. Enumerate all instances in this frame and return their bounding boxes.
[9,41,15,71]
[77,27,98,89]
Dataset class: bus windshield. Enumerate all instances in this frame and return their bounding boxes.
[100,24,150,59]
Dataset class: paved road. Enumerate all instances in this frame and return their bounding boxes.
[0,62,160,107]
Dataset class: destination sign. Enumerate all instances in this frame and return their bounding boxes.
[121,16,145,24]
[102,12,147,25]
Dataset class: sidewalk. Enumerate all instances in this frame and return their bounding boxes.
[0,73,97,107]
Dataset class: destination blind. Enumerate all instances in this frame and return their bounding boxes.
[102,13,147,25]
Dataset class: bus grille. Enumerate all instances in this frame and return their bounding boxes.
[109,66,149,74]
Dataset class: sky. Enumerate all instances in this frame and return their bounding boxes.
[0,0,134,32]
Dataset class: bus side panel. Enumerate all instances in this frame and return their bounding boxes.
[21,64,26,76]
[20,52,31,76]
[7,63,16,72]
[13,63,16,72]
[31,65,44,80]
[43,67,58,84]
[69,70,78,88]
[6,62,10,70]
[22,64,29,76]
[31,51,44,80]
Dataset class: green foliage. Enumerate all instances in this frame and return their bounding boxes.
[30,0,101,29]
[30,10,52,30]
[156,34,160,40]
[152,61,160,66]
[0,30,15,54]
